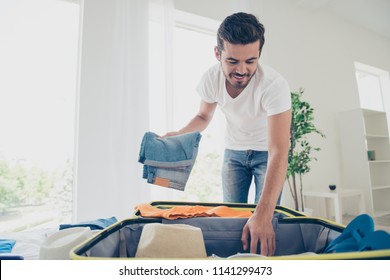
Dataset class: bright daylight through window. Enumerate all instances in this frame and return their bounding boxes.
[355,62,389,112]
[148,10,225,203]
[0,0,80,232]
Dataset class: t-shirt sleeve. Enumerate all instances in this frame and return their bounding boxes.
[262,77,291,116]
[196,68,218,104]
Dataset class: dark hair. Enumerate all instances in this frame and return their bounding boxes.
[217,12,265,52]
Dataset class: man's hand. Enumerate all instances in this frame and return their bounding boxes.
[241,211,275,256]
[160,131,181,138]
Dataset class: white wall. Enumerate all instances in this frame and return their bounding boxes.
[174,0,390,211]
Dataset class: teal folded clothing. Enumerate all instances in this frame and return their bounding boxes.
[59,216,117,230]
[359,230,390,251]
[324,214,390,253]
[0,239,16,253]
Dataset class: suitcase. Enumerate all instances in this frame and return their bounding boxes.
[70,201,390,260]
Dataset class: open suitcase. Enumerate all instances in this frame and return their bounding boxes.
[70,201,390,260]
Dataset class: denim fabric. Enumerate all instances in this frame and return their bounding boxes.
[222,149,279,204]
[139,131,201,191]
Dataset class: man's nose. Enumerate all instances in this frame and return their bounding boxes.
[236,63,245,74]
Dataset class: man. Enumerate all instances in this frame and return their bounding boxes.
[164,12,291,256]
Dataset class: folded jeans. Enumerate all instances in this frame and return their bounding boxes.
[139,131,201,191]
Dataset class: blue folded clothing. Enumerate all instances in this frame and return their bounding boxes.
[0,239,16,253]
[59,216,118,231]
[138,131,202,191]
[324,214,390,253]
[0,254,24,260]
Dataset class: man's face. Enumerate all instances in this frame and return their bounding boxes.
[215,40,260,92]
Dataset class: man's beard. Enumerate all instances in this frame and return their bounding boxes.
[227,71,254,89]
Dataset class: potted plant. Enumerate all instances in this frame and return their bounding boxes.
[287,88,325,212]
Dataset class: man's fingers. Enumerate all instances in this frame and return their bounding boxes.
[160,131,180,138]
[250,236,259,254]
[260,235,275,256]
[270,235,275,256]
[260,238,268,256]
[241,225,249,251]
[242,217,276,256]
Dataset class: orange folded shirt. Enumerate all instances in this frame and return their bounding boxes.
[135,204,253,220]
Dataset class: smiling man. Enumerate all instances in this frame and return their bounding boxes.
[163,12,291,256]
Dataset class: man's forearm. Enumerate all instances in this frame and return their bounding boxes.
[255,151,288,218]
[177,114,211,134]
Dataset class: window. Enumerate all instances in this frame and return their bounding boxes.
[356,70,384,111]
[355,62,389,112]
[355,62,390,142]
[0,0,80,232]
[148,9,225,202]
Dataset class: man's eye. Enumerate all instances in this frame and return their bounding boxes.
[228,61,237,65]
[246,61,255,64]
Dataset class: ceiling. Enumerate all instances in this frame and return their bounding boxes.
[295,0,390,39]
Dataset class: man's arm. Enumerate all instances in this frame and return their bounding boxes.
[241,109,291,256]
[163,100,217,137]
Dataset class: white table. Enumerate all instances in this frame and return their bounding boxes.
[303,188,366,224]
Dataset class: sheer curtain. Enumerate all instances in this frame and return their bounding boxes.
[75,0,174,221]
[147,0,175,134]
[148,0,183,202]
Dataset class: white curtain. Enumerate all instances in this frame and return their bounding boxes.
[75,0,173,221]
[148,0,175,133]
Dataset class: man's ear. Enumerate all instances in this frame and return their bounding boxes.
[214,46,221,61]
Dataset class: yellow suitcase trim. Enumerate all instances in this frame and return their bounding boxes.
[70,201,390,260]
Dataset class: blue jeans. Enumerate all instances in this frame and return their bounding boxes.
[222,149,269,204]
[139,131,202,191]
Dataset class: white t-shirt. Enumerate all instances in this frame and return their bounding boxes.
[196,63,291,151]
